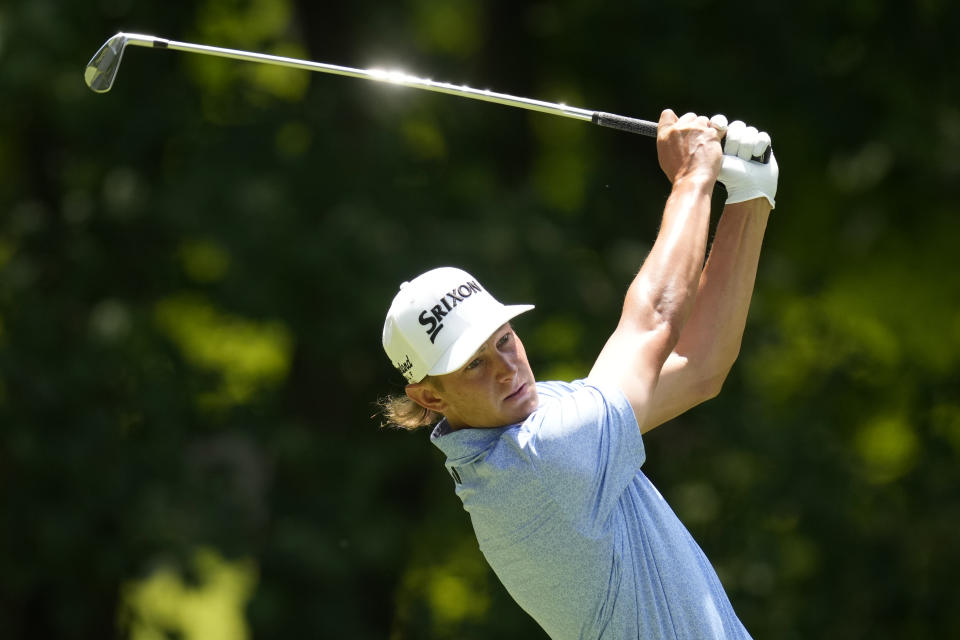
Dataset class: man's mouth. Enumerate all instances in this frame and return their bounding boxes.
[505,383,527,402]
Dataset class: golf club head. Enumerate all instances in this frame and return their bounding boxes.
[84,33,128,93]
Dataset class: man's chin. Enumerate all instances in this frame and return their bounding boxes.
[507,386,539,423]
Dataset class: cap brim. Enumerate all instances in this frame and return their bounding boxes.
[427,304,534,377]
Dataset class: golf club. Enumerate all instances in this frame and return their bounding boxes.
[84,32,771,163]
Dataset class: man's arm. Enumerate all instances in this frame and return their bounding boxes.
[639,197,771,432]
[588,109,722,426]
[639,121,779,432]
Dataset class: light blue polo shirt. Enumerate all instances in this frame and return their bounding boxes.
[430,379,752,640]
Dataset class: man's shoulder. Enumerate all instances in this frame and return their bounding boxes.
[534,378,629,411]
[534,379,584,401]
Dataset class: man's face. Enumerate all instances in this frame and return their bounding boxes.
[427,324,538,429]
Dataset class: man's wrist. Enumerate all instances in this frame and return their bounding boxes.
[671,174,716,195]
[723,197,772,216]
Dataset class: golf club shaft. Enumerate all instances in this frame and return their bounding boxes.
[108,34,658,136]
[88,33,771,162]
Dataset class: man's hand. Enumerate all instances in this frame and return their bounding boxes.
[709,115,779,209]
[656,109,724,186]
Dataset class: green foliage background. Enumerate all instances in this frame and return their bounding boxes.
[1,0,959,637]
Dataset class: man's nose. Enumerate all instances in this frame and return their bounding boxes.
[494,351,517,381]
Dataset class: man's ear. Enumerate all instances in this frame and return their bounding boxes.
[405,382,447,413]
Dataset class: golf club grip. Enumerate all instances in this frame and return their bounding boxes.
[592,112,658,137]
[592,111,773,164]
[742,144,773,164]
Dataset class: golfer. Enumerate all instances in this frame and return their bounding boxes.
[380,109,777,639]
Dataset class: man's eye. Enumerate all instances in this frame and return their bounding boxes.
[498,333,512,347]
[465,359,481,370]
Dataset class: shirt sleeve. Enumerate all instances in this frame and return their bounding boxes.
[521,380,646,533]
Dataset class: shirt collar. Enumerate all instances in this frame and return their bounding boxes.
[429,417,513,463]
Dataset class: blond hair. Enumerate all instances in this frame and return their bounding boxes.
[377,376,444,431]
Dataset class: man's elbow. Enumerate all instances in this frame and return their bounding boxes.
[701,371,727,402]
[701,348,741,400]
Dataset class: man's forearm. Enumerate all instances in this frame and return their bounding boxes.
[675,198,771,371]
[619,175,714,357]
[637,198,770,431]
[591,174,715,427]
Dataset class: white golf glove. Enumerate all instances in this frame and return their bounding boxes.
[709,114,778,209]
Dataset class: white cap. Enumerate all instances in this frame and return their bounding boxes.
[382,267,534,383]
